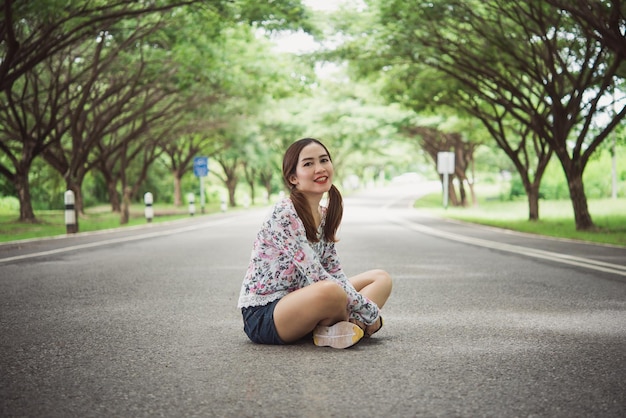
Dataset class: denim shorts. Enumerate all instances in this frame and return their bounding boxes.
[241,299,285,345]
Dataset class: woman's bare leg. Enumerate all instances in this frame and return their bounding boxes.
[349,269,392,308]
[273,281,349,343]
[348,269,392,336]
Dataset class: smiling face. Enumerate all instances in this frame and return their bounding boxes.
[288,142,334,198]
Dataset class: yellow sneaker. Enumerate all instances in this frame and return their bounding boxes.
[313,321,364,349]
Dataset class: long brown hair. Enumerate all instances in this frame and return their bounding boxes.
[282,138,343,242]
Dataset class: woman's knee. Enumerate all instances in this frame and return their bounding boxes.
[373,269,393,290]
[312,281,348,310]
[371,270,392,307]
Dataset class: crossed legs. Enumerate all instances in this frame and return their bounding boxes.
[273,269,392,343]
[348,269,392,309]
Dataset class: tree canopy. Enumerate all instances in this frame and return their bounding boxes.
[1,0,624,232]
[328,0,625,230]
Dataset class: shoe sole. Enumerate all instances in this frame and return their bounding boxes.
[313,321,364,349]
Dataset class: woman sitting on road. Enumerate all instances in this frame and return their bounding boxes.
[238,137,392,349]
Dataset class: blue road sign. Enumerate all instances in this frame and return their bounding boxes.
[193,156,209,177]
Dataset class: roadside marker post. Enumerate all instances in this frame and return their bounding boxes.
[187,193,196,216]
[64,190,78,234]
[144,192,154,223]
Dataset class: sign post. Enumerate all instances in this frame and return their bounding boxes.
[193,156,209,214]
[437,151,455,209]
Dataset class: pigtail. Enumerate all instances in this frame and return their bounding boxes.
[324,185,343,242]
[290,188,319,242]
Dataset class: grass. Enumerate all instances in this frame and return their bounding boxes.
[2,193,625,247]
[0,202,224,243]
[414,192,626,247]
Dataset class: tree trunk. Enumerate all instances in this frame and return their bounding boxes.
[15,171,37,222]
[567,172,594,230]
[107,180,121,212]
[469,159,478,207]
[458,177,467,207]
[120,187,131,224]
[447,176,459,206]
[97,163,121,212]
[467,179,477,207]
[527,185,540,221]
[228,184,237,208]
[518,173,541,221]
[259,171,272,204]
[227,177,237,207]
[249,181,256,205]
[76,190,84,216]
[66,180,85,215]
[173,170,183,206]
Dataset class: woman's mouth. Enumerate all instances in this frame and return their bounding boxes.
[314,176,328,184]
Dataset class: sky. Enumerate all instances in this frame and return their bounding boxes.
[271,0,364,54]
[303,0,347,11]
[267,0,364,79]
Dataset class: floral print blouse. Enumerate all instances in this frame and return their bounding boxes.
[238,197,380,325]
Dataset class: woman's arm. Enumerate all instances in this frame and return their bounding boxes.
[272,201,380,325]
[320,241,380,325]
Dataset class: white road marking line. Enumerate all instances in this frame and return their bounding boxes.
[0,218,233,264]
[389,214,626,277]
[382,194,626,277]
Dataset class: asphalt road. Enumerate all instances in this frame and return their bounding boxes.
[1,184,625,417]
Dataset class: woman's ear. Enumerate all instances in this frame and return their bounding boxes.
[289,175,298,187]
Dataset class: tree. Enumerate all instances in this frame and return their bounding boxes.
[402,124,478,207]
[241,135,263,205]
[286,79,413,185]
[0,0,200,221]
[92,84,184,216]
[368,0,626,230]
[152,7,237,207]
[0,52,75,221]
[214,148,241,207]
[0,0,313,217]
[116,126,171,225]
[145,2,315,207]
[464,101,553,219]
[338,13,552,218]
[0,0,200,92]
[253,115,308,200]
[41,18,168,216]
[163,129,223,207]
[544,0,626,64]
[198,22,317,207]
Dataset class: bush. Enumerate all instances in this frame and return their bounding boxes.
[0,196,20,213]
[509,175,526,199]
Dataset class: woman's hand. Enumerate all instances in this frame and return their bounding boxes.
[350,316,383,338]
